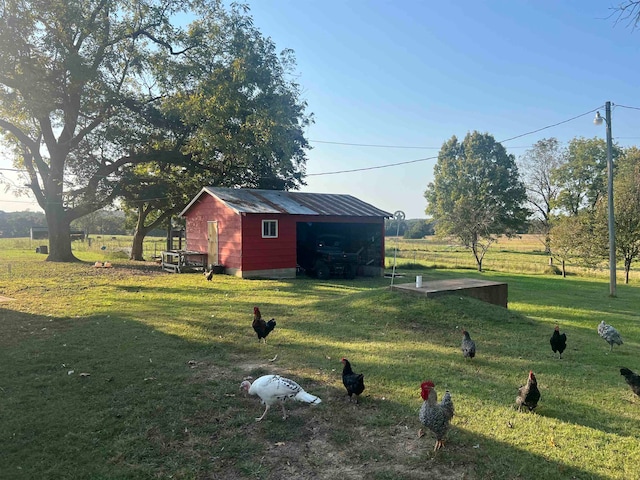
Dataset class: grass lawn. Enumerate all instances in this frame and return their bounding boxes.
[0,238,639,479]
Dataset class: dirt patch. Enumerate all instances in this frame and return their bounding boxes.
[178,356,475,478]
[246,417,474,480]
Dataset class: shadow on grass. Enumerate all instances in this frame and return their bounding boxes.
[2,263,639,479]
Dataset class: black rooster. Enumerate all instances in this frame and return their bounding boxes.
[620,367,640,397]
[550,325,567,359]
[341,358,365,403]
[252,307,276,343]
[461,329,476,359]
[515,370,540,412]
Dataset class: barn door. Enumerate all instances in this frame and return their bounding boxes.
[207,221,219,267]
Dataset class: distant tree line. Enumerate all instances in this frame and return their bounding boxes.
[384,218,434,239]
[0,210,133,238]
[0,211,46,238]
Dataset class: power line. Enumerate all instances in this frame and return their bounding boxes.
[617,104,640,111]
[498,107,601,143]
[306,155,439,176]
[309,106,607,176]
[310,139,440,149]
[3,103,640,181]
[0,198,38,204]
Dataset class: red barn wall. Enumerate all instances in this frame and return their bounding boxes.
[241,215,297,273]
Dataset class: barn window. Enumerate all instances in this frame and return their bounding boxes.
[262,220,278,238]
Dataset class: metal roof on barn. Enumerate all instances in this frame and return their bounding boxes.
[180,187,392,218]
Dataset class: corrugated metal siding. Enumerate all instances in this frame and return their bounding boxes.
[181,187,392,218]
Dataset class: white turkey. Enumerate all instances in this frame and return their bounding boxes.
[597,320,623,352]
[239,374,321,421]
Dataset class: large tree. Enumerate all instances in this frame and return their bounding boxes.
[595,146,640,284]
[552,137,621,216]
[518,138,565,253]
[425,131,529,271]
[0,0,310,262]
[119,15,312,260]
[0,0,198,260]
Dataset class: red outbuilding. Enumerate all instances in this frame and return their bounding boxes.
[179,187,392,279]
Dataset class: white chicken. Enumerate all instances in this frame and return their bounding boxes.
[239,374,322,421]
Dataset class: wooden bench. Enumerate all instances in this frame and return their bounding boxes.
[391,278,508,308]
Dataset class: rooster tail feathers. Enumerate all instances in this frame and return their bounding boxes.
[621,367,634,377]
[266,319,276,333]
[441,390,455,419]
[295,391,322,404]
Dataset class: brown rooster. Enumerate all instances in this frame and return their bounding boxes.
[252,306,276,343]
[515,370,540,412]
[418,381,455,451]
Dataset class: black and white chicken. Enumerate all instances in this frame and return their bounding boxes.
[252,306,276,343]
[461,329,476,359]
[418,381,455,451]
[341,358,365,403]
[515,370,540,412]
[239,374,321,421]
[598,320,623,352]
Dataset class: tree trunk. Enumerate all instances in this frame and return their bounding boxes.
[625,258,631,284]
[130,205,148,261]
[44,204,78,262]
[562,259,566,278]
[472,244,483,272]
[544,233,551,255]
[130,206,176,261]
[130,230,146,261]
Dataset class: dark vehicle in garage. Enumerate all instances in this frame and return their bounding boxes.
[298,233,360,279]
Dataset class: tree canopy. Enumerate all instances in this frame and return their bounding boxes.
[552,137,621,215]
[0,0,311,261]
[425,131,528,271]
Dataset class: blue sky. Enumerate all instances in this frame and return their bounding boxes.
[2,1,640,217]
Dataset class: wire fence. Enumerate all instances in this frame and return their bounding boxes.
[386,247,640,282]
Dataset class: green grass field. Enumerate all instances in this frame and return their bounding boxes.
[0,237,639,479]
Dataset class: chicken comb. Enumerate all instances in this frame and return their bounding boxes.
[420,381,435,400]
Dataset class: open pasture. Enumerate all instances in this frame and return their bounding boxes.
[0,239,639,479]
[387,234,640,281]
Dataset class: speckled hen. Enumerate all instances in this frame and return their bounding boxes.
[418,381,455,451]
